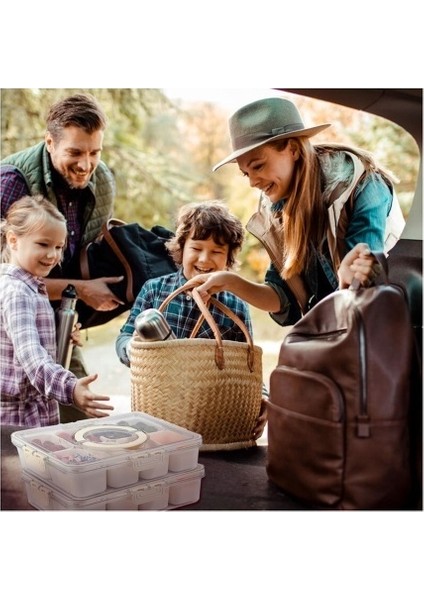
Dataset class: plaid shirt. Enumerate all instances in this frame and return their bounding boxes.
[0,166,29,213]
[0,265,76,428]
[116,269,254,364]
[1,165,81,259]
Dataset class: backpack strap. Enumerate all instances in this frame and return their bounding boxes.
[285,274,311,315]
[101,220,135,303]
[79,218,135,303]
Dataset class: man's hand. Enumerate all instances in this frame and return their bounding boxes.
[75,277,126,311]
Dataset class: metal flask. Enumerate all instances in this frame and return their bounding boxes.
[55,284,78,369]
[134,309,176,342]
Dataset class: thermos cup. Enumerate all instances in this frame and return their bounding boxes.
[134,309,176,341]
[55,284,78,369]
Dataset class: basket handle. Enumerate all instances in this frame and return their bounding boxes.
[158,282,255,371]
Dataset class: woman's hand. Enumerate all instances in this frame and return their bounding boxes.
[188,271,235,301]
[338,243,382,289]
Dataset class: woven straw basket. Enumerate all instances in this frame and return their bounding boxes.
[130,285,263,451]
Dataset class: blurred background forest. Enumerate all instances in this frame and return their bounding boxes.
[1,87,420,285]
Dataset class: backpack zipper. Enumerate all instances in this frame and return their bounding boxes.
[355,308,370,438]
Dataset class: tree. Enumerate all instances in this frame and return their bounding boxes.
[1,88,420,281]
[1,88,197,229]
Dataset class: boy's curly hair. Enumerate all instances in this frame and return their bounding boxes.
[165,200,244,269]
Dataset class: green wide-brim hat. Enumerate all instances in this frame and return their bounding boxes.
[213,97,331,171]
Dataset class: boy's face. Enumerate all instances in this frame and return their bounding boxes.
[182,232,229,280]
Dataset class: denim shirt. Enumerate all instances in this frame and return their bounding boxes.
[265,171,394,326]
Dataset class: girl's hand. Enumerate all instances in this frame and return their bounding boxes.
[73,373,114,417]
[70,322,83,347]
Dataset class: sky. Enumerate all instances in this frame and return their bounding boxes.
[164,87,285,113]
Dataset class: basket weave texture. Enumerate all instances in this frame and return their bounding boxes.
[130,286,263,451]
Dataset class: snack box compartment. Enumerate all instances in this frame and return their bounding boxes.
[11,412,202,498]
[21,464,205,510]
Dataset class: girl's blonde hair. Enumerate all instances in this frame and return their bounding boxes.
[271,139,396,278]
[0,195,67,263]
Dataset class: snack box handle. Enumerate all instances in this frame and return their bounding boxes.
[29,479,50,495]
[23,446,48,474]
[131,449,166,470]
[129,482,164,503]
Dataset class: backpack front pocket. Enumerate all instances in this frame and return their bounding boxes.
[267,366,345,507]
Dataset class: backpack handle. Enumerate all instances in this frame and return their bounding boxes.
[349,252,388,290]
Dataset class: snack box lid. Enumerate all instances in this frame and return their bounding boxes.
[21,464,205,510]
[11,411,202,474]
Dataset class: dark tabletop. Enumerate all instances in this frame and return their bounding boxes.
[1,425,309,511]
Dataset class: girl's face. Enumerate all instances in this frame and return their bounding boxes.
[237,142,299,203]
[7,219,67,278]
[182,232,229,280]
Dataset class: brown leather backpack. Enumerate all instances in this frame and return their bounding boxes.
[266,257,418,510]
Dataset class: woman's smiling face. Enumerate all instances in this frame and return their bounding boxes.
[237,141,299,203]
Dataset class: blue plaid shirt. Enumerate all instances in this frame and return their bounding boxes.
[116,269,269,398]
[116,269,254,366]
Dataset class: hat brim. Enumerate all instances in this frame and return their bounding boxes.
[212,123,332,172]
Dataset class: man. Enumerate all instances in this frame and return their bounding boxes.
[1,93,124,421]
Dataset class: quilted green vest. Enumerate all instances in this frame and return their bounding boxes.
[1,142,115,245]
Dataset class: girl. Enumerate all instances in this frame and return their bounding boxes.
[0,195,113,427]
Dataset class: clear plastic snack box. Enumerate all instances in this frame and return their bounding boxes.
[21,464,205,510]
[11,412,203,499]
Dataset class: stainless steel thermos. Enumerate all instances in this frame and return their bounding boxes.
[55,284,78,369]
[134,308,176,341]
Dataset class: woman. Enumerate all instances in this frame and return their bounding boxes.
[192,96,405,325]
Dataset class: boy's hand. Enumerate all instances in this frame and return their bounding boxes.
[253,398,268,440]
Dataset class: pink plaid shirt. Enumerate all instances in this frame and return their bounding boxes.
[0,265,77,427]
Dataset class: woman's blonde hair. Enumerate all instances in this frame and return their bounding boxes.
[271,139,395,278]
[1,195,67,263]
